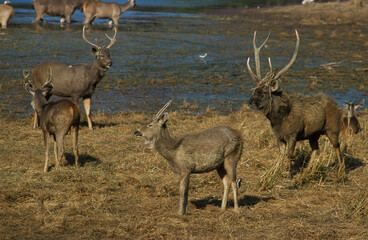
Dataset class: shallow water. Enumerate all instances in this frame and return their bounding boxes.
[0,1,367,119]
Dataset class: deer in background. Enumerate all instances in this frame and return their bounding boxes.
[0,1,14,29]
[82,0,136,26]
[134,101,243,215]
[342,99,364,135]
[247,30,344,176]
[33,0,92,24]
[24,69,80,173]
[31,26,116,130]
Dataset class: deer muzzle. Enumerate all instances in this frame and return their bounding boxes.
[134,130,142,137]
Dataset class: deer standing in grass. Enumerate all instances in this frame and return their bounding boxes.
[342,99,364,135]
[247,30,344,176]
[24,69,80,173]
[82,0,136,26]
[134,101,243,215]
[0,1,14,29]
[31,26,116,130]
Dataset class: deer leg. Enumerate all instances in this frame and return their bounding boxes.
[71,126,79,168]
[33,112,39,129]
[53,137,58,164]
[178,172,190,215]
[66,15,71,24]
[83,97,93,130]
[286,139,296,178]
[306,137,320,172]
[217,166,229,210]
[55,135,64,169]
[326,131,344,175]
[44,132,50,173]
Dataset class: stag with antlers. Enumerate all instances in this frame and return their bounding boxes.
[247,30,344,176]
[31,26,117,130]
[134,101,243,215]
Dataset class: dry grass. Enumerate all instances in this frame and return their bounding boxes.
[1,105,367,239]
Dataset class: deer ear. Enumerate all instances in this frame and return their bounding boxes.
[158,112,168,125]
[91,48,98,55]
[25,83,35,95]
[270,80,279,92]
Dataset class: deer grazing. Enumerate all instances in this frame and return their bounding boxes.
[247,30,344,175]
[31,26,117,130]
[33,0,92,24]
[82,0,136,26]
[24,68,80,173]
[134,101,243,215]
[342,99,364,135]
[0,1,14,29]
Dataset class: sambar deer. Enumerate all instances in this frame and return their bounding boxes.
[0,1,14,29]
[24,69,80,173]
[342,99,364,135]
[134,101,243,215]
[33,0,92,24]
[247,30,344,176]
[82,0,136,26]
[31,26,117,130]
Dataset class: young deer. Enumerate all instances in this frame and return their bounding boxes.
[342,100,364,135]
[24,69,80,173]
[134,101,243,215]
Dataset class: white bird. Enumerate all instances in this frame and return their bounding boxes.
[199,53,207,59]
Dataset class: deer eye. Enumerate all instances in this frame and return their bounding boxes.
[148,123,153,127]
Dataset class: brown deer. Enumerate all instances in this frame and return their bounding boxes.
[342,99,364,135]
[134,101,243,215]
[31,26,116,130]
[82,0,136,26]
[247,30,344,176]
[0,1,14,29]
[33,0,91,24]
[24,69,80,173]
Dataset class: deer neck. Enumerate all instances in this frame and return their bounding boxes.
[154,126,178,161]
[266,91,291,124]
[119,1,134,12]
[91,59,107,77]
[32,94,48,118]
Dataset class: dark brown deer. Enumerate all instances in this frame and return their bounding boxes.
[33,0,92,24]
[247,30,344,175]
[24,69,80,173]
[31,26,117,130]
[0,1,14,29]
[342,99,364,135]
[82,0,136,26]
[134,101,243,215]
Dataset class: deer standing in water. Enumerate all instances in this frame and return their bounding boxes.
[247,30,344,176]
[134,101,243,215]
[0,0,14,29]
[24,69,80,173]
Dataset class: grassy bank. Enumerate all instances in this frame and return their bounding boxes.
[1,105,367,239]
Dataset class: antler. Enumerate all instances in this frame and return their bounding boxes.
[274,29,300,80]
[105,27,117,49]
[82,26,100,49]
[154,100,172,120]
[42,67,53,89]
[247,31,270,83]
[23,69,31,81]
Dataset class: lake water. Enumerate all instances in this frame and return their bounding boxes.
[0,0,367,119]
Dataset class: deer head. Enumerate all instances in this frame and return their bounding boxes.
[82,26,117,71]
[345,99,364,118]
[134,100,172,149]
[247,30,300,110]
